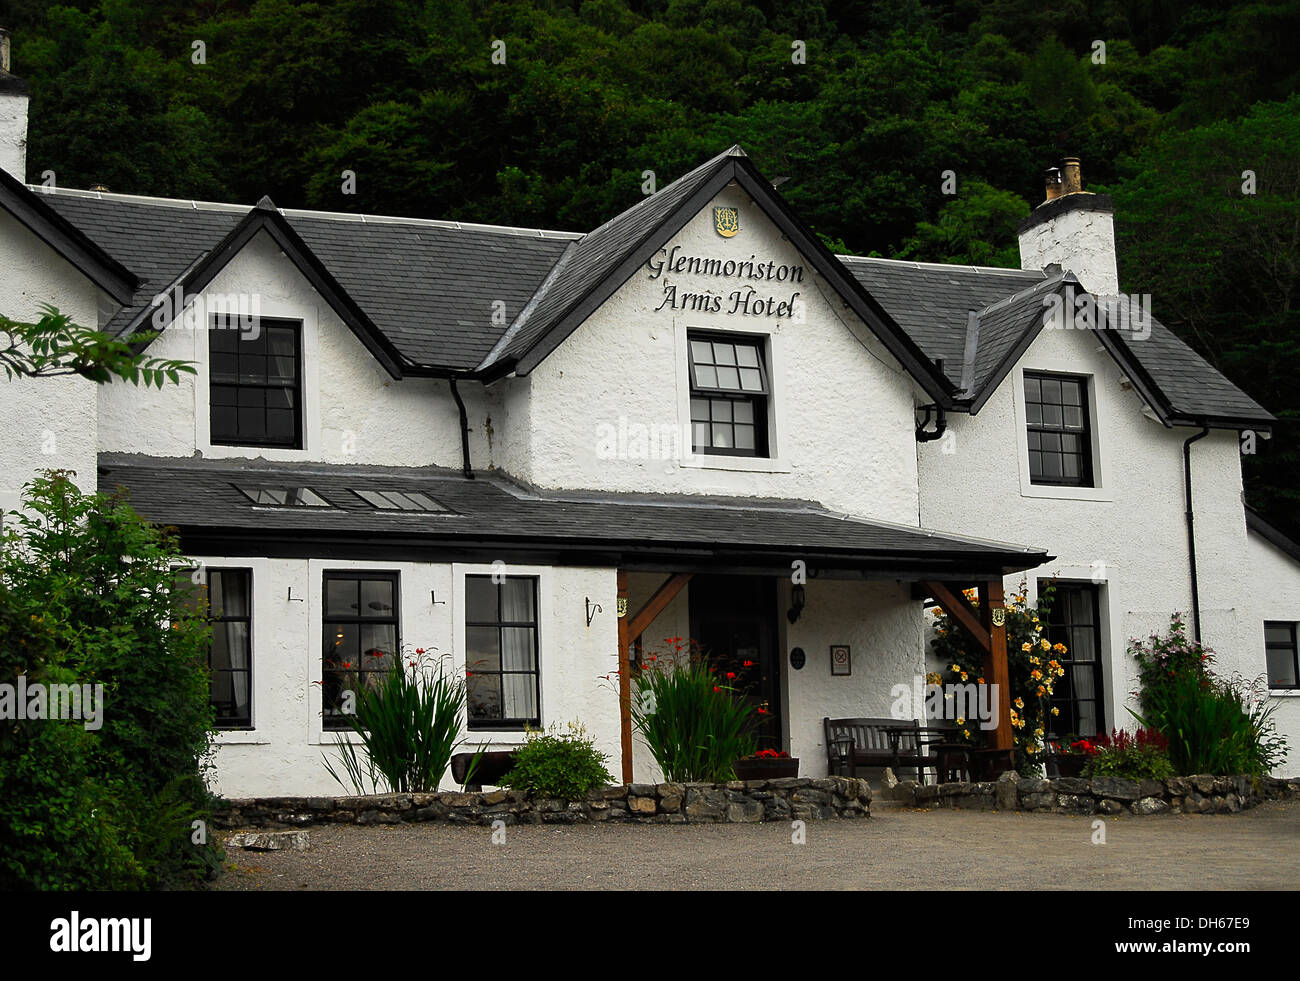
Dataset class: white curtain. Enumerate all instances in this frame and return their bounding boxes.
[500,579,536,719]
[213,572,251,719]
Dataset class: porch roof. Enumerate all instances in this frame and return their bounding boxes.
[98,454,1050,577]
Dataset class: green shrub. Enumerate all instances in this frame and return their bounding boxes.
[0,471,220,889]
[500,721,612,799]
[323,649,467,794]
[631,645,757,783]
[1081,728,1175,780]
[1133,663,1287,776]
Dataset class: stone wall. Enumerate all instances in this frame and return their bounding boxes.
[896,772,1300,815]
[213,776,873,829]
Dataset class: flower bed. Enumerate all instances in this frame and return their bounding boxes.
[894,771,1300,815]
[213,776,872,829]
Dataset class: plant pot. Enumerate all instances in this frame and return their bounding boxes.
[733,757,799,781]
[1047,753,1088,778]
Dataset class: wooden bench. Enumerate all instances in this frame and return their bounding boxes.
[450,750,518,791]
[823,717,944,784]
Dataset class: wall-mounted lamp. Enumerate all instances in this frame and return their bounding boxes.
[585,597,603,628]
[787,584,805,624]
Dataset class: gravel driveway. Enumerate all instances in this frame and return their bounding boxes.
[213,798,1300,890]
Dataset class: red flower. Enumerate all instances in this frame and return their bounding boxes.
[466,671,474,677]
[757,707,768,715]
[726,672,736,680]
[713,686,720,692]
[342,661,352,669]
[416,648,425,654]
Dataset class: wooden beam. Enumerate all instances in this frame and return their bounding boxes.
[980,579,1013,753]
[627,573,693,643]
[616,570,633,784]
[923,580,990,656]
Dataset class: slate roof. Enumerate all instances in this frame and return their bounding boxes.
[97,454,1050,574]
[8,149,1275,425]
[40,192,577,372]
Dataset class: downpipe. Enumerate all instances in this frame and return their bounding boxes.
[1183,424,1209,641]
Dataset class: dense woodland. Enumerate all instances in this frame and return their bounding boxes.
[3,0,1298,535]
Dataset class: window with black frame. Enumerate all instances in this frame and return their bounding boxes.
[210,316,302,448]
[464,575,540,730]
[1025,372,1093,486]
[172,568,253,729]
[322,572,399,729]
[688,334,769,456]
[1042,581,1105,741]
[1265,621,1298,689]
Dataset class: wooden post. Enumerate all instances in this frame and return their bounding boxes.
[981,578,1012,752]
[616,569,633,784]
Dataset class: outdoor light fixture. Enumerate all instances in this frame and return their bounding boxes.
[787,584,805,624]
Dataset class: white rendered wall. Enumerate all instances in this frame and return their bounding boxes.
[0,92,27,180]
[501,182,924,524]
[0,211,101,512]
[919,321,1284,766]
[1018,204,1120,296]
[96,228,487,469]
[1247,531,1300,777]
[203,554,620,798]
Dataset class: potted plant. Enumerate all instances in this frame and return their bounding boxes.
[1045,737,1097,778]
[733,748,799,781]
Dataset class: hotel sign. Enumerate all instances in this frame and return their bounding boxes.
[645,245,803,318]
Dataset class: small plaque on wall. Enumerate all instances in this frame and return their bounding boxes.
[789,647,806,670]
[830,645,851,676]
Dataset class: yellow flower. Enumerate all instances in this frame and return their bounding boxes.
[1013,697,1023,709]
[957,717,966,725]
[951,663,961,672]
[963,729,971,739]
[1030,669,1042,681]
[1040,639,1050,651]
[1052,643,1067,653]
[1029,656,1041,666]
[1051,707,1060,716]
[1036,685,1046,696]
[977,676,985,685]
[931,607,942,616]
[1021,643,1032,652]
[1026,744,1037,754]
[960,672,968,681]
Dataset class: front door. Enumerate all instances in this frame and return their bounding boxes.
[688,575,781,748]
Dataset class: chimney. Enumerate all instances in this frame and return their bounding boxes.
[1018,156,1119,296]
[0,27,30,181]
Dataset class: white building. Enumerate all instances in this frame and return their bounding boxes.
[1,46,1295,795]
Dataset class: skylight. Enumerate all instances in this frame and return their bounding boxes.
[353,489,445,512]
[236,486,331,507]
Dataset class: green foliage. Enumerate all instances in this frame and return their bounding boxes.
[323,649,468,794]
[500,721,613,799]
[1130,616,1288,776]
[1080,729,1175,780]
[930,580,1069,776]
[0,471,220,889]
[1,304,196,385]
[630,643,757,782]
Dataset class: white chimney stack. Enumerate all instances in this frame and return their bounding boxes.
[1017,157,1119,296]
[0,28,31,181]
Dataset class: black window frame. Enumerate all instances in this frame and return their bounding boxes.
[321,571,401,731]
[1024,371,1094,487]
[171,567,254,730]
[1264,620,1299,690]
[1041,580,1106,741]
[209,315,304,450]
[687,331,770,458]
[464,574,541,731]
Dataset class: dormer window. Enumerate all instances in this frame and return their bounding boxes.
[210,317,302,449]
[1025,371,1093,487]
[688,333,769,456]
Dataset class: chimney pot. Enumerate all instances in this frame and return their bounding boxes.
[1062,157,1083,195]
[1044,167,1063,202]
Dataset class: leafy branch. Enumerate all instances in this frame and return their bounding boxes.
[0,304,196,386]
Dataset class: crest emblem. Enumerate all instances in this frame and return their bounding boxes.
[713,206,739,238]
[616,598,628,617]
[991,608,1007,627]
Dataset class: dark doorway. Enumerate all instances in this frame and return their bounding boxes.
[688,575,781,748]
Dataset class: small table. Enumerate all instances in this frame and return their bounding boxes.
[931,743,971,783]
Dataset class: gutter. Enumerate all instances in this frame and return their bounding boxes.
[1183,424,1210,640]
